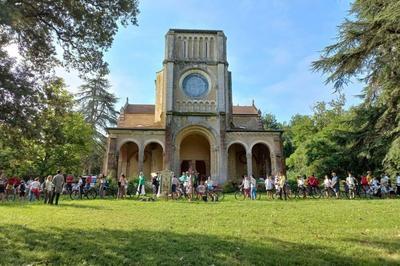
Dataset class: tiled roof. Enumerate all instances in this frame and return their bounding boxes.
[124,104,155,114]
[232,106,259,115]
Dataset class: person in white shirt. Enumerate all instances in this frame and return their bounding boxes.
[380,174,389,194]
[323,175,332,197]
[30,178,41,201]
[323,175,332,188]
[243,176,250,199]
[297,176,305,188]
[346,173,357,199]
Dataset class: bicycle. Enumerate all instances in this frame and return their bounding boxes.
[70,185,97,200]
[234,187,261,200]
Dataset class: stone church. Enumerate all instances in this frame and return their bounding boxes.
[104,29,284,184]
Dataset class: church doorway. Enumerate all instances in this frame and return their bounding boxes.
[179,133,211,180]
[119,141,139,179]
[227,143,247,182]
[251,143,272,178]
[143,142,164,179]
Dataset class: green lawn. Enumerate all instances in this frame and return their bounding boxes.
[1,196,399,265]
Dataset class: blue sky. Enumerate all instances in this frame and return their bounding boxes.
[62,0,362,123]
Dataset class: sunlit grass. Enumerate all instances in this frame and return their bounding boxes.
[1,196,399,265]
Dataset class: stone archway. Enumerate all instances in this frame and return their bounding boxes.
[227,143,248,182]
[143,142,164,178]
[251,143,272,178]
[119,141,139,179]
[174,126,218,180]
[179,134,210,182]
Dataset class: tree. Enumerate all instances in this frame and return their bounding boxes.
[76,73,119,174]
[0,78,93,177]
[312,0,400,174]
[262,113,282,130]
[0,0,139,134]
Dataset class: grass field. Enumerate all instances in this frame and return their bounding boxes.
[1,196,399,265]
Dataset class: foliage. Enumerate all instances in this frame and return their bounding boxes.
[0,0,139,135]
[312,0,400,175]
[0,198,399,265]
[0,79,93,177]
[75,72,119,174]
[262,113,282,130]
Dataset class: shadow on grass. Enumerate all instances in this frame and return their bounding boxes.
[0,225,398,265]
[343,237,400,255]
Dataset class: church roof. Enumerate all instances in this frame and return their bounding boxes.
[124,104,155,114]
[232,105,259,115]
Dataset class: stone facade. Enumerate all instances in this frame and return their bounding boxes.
[104,29,284,183]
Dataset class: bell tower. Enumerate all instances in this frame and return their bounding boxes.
[155,29,232,175]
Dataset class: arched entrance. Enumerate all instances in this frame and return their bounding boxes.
[227,143,247,182]
[251,143,272,178]
[143,142,164,178]
[179,133,210,181]
[119,141,139,179]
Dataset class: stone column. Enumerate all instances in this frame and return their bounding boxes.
[246,152,253,177]
[138,146,144,173]
[104,137,117,179]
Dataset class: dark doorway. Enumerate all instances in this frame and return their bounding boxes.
[180,160,190,174]
[195,160,206,176]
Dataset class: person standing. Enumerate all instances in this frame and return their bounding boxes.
[136,172,146,196]
[118,174,126,199]
[0,174,7,202]
[98,174,105,199]
[346,172,357,199]
[243,176,251,199]
[30,178,41,201]
[66,175,74,193]
[265,176,274,199]
[278,172,287,200]
[44,175,54,204]
[250,175,257,200]
[18,180,26,200]
[171,175,179,199]
[396,173,400,196]
[51,170,64,205]
[331,172,340,199]
[151,173,159,198]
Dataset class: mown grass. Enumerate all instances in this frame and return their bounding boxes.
[1,196,399,265]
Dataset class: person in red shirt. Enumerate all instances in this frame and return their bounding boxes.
[66,175,74,193]
[85,176,92,190]
[360,175,369,191]
[307,174,319,187]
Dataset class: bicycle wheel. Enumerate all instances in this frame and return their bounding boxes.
[6,193,16,201]
[234,191,245,200]
[311,188,322,199]
[86,189,97,200]
[70,191,80,200]
[215,191,224,201]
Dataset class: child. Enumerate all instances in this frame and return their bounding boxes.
[196,181,207,201]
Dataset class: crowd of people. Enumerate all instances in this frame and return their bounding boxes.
[0,170,65,204]
[2,169,400,203]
